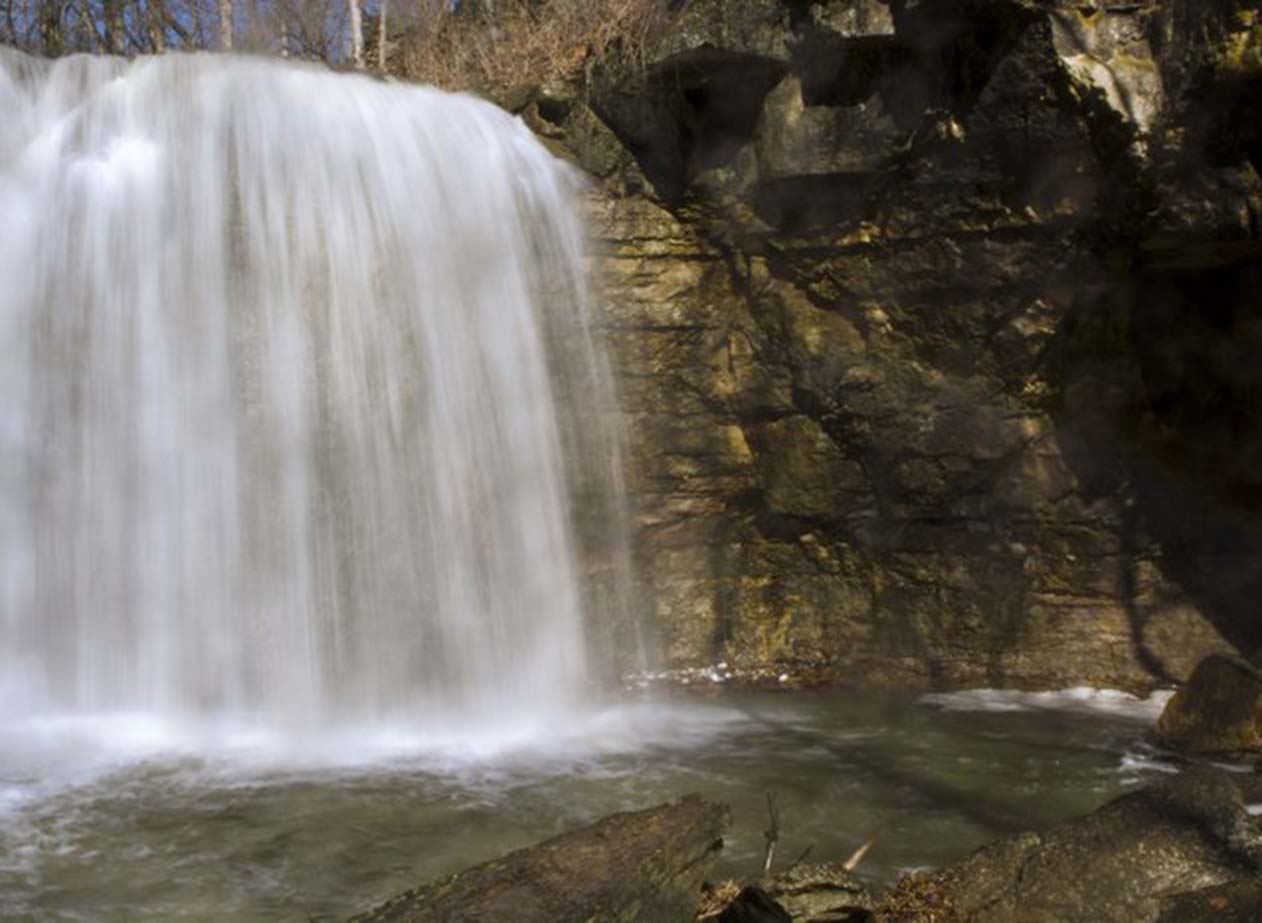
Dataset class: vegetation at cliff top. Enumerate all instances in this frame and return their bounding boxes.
[0,0,667,86]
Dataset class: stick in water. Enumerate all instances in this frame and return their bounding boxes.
[762,792,780,876]
[788,842,814,871]
[843,838,875,872]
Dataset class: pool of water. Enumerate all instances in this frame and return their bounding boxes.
[0,689,1177,922]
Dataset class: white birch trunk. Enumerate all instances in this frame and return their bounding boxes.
[376,0,388,71]
[347,0,364,69]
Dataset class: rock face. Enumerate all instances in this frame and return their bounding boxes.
[502,0,1262,690]
[1156,654,1262,756]
[345,796,729,923]
[877,767,1262,922]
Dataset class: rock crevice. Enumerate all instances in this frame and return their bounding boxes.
[501,0,1262,690]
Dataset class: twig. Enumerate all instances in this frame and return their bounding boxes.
[787,842,814,871]
[761,791,780,876]
[843,838,875,872]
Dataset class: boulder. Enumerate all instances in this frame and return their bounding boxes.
[345,796,729,922]
[1156,654,1262,757]
[877,767,1262,923]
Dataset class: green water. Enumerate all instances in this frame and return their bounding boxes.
[0,690,1174,922]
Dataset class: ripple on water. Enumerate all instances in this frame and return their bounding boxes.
[0,690,1176,922]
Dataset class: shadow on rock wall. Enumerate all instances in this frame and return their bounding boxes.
[492,0,1262,690]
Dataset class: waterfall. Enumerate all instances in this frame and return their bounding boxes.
[0,49,624,732]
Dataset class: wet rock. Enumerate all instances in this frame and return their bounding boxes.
[1156,654,1262,757]
[765,862,875,922]
[878,767,1262,923]
[346,796,729,923]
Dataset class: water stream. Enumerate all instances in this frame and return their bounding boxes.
[0,689,1177,921]
[0,49,619,726]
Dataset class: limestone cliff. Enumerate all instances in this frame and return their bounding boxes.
[497,0,1262,691]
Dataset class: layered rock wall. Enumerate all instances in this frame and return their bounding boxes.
[508,0,1262,690]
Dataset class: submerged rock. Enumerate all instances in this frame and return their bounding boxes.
[877,767,1262,923]
[346,796,729,923]
[1156,654,1262,757]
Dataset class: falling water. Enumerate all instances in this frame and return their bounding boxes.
[0,49,625,734]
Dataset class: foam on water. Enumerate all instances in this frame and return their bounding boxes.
[1117,745,1181,777]
[919,687,1176,723]
[0,688,1178,921]
[0,700,747,784]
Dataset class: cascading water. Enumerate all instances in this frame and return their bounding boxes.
[0,56,1179,923]
[0,45,1192,923]
[0,48,625,736]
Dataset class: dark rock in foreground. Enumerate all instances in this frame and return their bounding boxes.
[703,860,876,922]
[344,766,1262,923]
[877,767,1262,923]
[764,862,874,922]
[346,795,729,923]
[1156,654,1262,757]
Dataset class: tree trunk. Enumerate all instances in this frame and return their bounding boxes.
[104,0,124,53]
[189,0,205,50]
[346,796,730,923]
[220,0,232,50]
[376,0,387,71]
[149,0,166,52]
[347,0,363,68]
[38,0,62,55]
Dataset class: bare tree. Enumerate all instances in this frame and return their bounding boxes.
[376,0,387,71]
[37,0,63,54]
[0,0,607,75]
[149,0,167,51]
[103,0,124,52]
[220,0,232,49]
[347,0,363,67]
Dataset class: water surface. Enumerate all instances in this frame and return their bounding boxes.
[0,689,1175,922]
